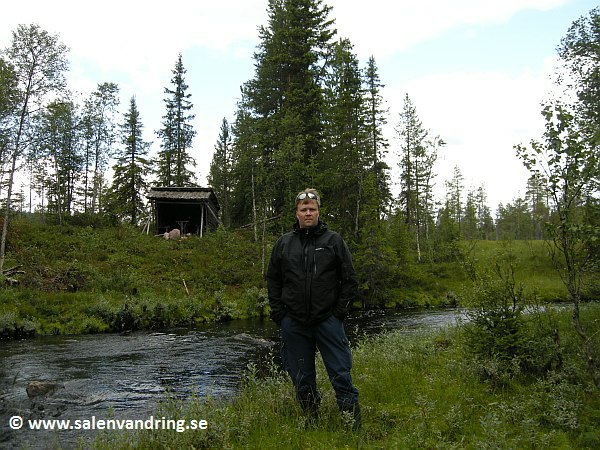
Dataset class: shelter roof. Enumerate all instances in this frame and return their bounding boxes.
[147,187,219,209]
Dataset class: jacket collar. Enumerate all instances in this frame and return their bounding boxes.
[293,219,328,237]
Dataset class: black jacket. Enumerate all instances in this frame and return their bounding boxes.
[266,220,358,325]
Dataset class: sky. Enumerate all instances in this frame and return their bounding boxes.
[1,0,598,212]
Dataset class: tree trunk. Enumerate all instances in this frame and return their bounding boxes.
[0,150,19,276]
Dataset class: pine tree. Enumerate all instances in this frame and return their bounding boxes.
[397,94,425,228]
[156,53,196,187]
[107,97,151,225]
[525,174,549,239]
[445,165,464,231]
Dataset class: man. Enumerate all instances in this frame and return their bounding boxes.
[266,188,361,429]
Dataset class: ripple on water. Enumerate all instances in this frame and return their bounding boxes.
[0,309,463,448]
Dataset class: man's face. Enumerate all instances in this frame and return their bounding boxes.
[296,200,319,228]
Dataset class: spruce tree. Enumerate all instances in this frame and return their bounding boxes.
[396,94,441,261]
[232,0,336,224]
[364,56,391,217]
[107,97,151,225]
[321,38,368,239]
[156,53,196,187]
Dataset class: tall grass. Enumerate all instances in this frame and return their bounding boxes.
[92,303,600,449]
[460,239,570,301]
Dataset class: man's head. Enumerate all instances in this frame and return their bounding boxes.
[295,188,320,229]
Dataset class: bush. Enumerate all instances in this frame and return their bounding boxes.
[0,309,37,338]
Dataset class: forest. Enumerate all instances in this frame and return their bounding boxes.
[0,2,597,296]
[0,2,598,308]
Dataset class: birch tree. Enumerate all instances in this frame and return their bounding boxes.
[517,7,600,388]
[0,24,68,277]
[33,97,83,222]
[517,102,599,389]
[81,82,119,214]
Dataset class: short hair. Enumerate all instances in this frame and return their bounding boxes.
[295,188,321,208]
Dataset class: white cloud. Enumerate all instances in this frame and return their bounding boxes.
[330,0,571,59]
[1,1,267,84]
[1,0,578,207]
[384,56,559,209]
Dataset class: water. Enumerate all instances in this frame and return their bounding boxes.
[0,308,463,448]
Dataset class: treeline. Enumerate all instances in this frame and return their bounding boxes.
[0,49,196,224]
[207,1,597,274]
[1,2,598,303]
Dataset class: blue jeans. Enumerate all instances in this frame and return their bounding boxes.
[280,314,359,411]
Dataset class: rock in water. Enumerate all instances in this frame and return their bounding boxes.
[26,381,65,399]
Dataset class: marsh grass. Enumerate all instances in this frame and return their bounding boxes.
[92,303,600,449]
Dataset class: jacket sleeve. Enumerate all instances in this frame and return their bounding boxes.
[333,237,358,321]
[266,238,286,325]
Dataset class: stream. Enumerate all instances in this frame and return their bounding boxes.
[0,308,465,448]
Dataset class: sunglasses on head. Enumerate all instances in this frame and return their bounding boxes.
[296,192,318,201]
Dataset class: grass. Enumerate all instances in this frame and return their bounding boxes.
[461,239,570,301]
[91,302,600,449]
[1,217,592,338]
[1,218,270,337]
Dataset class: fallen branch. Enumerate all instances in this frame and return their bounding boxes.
[2,265,25,285]
[3,265,24,276]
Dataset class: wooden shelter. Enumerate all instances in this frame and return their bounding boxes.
[147,187,220,236]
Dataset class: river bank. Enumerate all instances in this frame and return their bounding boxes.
[89,303,598,449]
[0,308,464,448]
[1,219,575,340]
[2,305,598,449]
